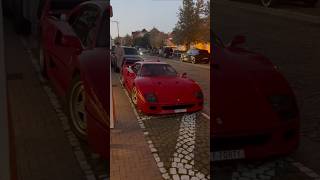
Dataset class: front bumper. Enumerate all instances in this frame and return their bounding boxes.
[138,100,204,115]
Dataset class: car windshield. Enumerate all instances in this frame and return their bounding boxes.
[124,48,139,55]
[140,64,177,77]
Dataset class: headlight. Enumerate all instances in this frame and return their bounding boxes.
[268,95,298,120]
[145,93,157,103]
[195,91,203,99]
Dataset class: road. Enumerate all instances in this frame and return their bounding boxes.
[213,0,320,179]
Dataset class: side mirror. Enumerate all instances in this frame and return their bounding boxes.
[60,13,67,21]
[230,35,246,47]
[61,35,82,53]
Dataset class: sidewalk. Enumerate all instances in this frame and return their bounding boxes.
[4,19,86,180]
[110,72,162,180]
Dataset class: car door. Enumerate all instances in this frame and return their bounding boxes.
[78,4,111,159]
[43,5,88,96]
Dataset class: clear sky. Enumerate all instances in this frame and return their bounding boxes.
[110,0,183,39]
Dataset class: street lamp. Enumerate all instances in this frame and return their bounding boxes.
[111,20,119,38]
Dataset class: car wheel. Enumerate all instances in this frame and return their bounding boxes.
[191,57,196,64]
[68,75,87,140]
[261,0,278,7]
[131,86,138,106]
[39,46,47,78]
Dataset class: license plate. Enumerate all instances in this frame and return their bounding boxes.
[212,150,245,161]
[174,109,187,113]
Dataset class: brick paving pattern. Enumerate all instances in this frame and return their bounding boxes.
[110,72,163,180]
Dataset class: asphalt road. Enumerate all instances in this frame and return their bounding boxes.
[213,0,320,179]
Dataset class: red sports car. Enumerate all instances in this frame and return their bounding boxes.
[211,34,300,161]
[122,61,204,115]
[40,0,112,159]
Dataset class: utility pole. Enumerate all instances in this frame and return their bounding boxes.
[111,20,119,38]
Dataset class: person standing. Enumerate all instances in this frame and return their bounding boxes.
[114,41,124,73]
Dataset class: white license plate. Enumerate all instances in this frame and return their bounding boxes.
[174,109,187,113]
[212,150,245,161]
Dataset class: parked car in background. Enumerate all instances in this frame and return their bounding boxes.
[121,61,204,115]
[112,46,144,73]
[173,50,186,58]
[40,0,113,159]
[138,47,149,55]
[163,47,174,58]
[180,48,210,64]
[211,33,299,161]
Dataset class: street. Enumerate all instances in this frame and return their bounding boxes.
[213,0,320,179]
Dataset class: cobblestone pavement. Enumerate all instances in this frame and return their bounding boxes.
[213,0,320,179]
[113,71,210,180]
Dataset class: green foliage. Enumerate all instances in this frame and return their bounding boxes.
[172,0,210,48]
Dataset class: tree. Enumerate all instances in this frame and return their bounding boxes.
[149,27,167,48]
[133,33,150,48]
[172,0,210,48]
[173,0,197,49]
[123,34,133,46]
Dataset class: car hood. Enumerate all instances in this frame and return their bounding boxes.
[212,46,296,136]
[136,76,200,104]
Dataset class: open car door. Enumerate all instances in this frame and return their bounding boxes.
[78,4,112,159]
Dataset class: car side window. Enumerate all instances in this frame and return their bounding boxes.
[70,5,99,47]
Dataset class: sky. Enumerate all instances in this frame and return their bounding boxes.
[110,0,183,39]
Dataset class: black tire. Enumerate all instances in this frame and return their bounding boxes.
[67,75,87,140]
[261,0,278,7]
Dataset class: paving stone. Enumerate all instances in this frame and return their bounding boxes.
[179,168,188,174]
[188,170,195,176]
[173,174,181,180]
[162,173,170,179]
[181,175,190,180]
[170,168,177,175]
[157,162,164,168]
